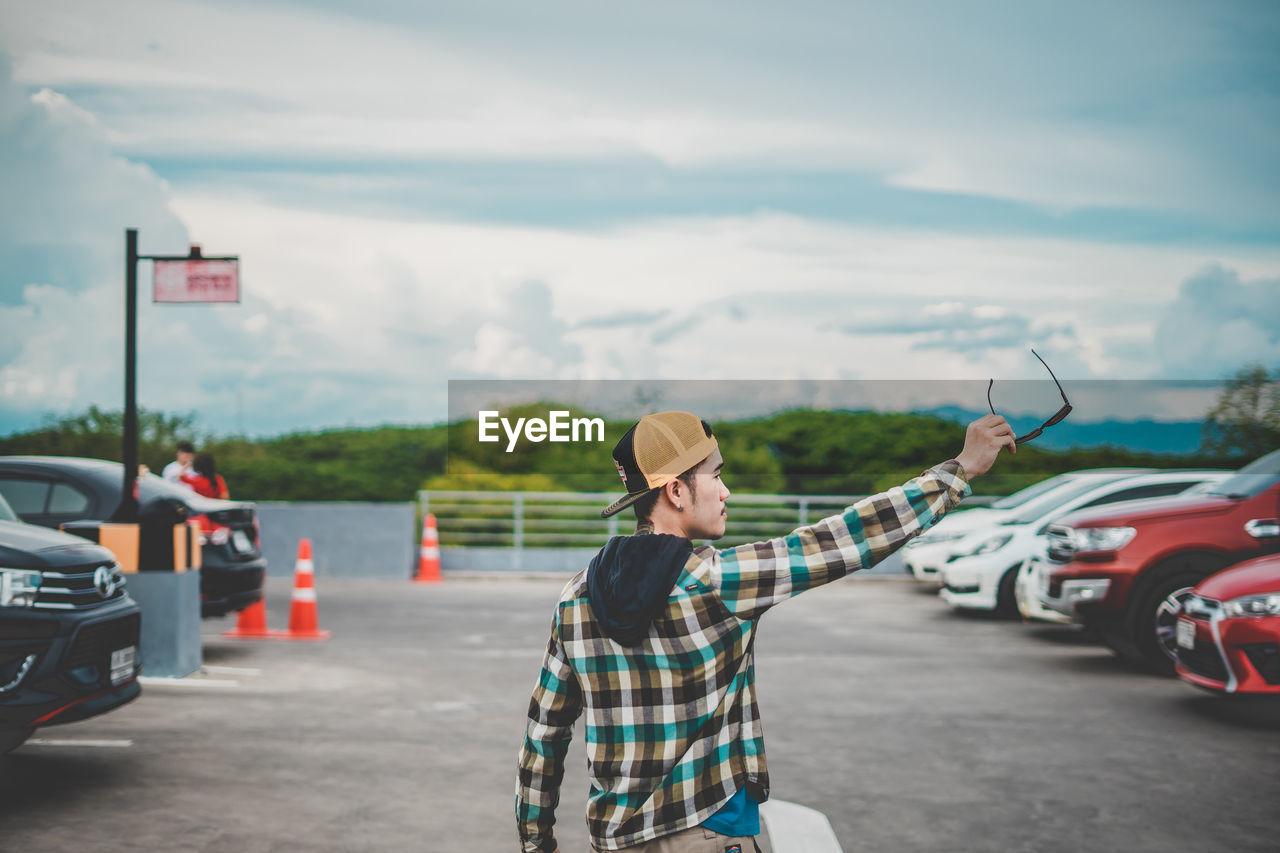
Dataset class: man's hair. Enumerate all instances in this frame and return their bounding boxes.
[176,441,196,454]
[632,460,702,525]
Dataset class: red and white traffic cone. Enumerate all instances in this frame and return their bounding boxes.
[221,596,273,639]
[273,538,331,641]
[414,513,443,583]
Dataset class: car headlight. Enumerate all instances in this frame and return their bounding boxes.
[955,533,1013,559]
[1223,593,1280,619]
[0,568,42,608]
[1072,527,1136,554]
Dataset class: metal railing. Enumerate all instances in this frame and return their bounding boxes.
[418,490,997,552]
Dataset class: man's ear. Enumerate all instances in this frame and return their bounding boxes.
[662,477,683,507]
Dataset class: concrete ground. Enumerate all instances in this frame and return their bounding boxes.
[1,575,1277,852]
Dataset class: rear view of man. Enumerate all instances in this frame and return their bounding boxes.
[516,410,1014,852]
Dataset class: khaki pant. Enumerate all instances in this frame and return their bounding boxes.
[595,825,761,852]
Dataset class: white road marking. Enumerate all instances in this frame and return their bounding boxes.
[201,665,262,676]
[760,799,844,853]
[138,676,240,688]
[28,738,133,748]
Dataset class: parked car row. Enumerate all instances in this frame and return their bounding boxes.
[914,450,1280,695]
[0,455,270,754]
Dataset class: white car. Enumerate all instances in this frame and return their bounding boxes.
[938,470,1233,616]
[904,469,1153,583]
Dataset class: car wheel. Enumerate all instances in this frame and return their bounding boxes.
[0,729,33,755]
[1128,558,1224,676]
[995,566,1021,618]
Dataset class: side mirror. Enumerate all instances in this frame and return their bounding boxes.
[1244,518,1280,540]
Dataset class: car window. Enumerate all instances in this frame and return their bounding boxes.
[0,490,16,522]
[0,477,51,515]
[1077,481,1202,508]
[47,481,92,515]
[1202,448,1280,499]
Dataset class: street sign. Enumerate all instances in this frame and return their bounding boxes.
[153,258,240,303]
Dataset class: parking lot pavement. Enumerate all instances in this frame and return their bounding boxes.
[2,575,1278,852]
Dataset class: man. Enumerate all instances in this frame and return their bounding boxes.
[516,410,1015,852]
[162,441,196,487]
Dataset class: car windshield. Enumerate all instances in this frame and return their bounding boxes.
[989,474,1076,510]
[0,490,16,522]
[1000,475,1139,525]
[1200,448,1280,499]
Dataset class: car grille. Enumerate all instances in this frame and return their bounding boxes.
[1178,640,1230,683]
[36,563,128,611]
[943,582,980,594]
[65,614,141,671]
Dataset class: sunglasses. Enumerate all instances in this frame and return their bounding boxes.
[987,349,1072,444]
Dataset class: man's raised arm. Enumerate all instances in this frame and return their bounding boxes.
[711,415,1016,620]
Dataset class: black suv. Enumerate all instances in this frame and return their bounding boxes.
[0,493,142,755]
[0,456,266,618]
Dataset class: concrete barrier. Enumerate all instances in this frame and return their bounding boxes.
[256,502,416,579]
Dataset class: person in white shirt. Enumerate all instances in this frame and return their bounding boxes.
[162,441,197,489]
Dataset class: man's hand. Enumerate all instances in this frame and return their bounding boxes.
[954,415,1016,478]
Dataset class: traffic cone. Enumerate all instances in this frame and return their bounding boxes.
[414,513,443,583]
[221,597,273,639]
[273,539,331,641]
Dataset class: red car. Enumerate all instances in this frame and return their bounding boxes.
[1038,448,1280,674]
[1174,554,1280,693]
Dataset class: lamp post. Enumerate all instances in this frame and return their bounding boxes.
[109,228,240,521]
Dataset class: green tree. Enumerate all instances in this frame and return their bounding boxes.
[0,406,198,470]
[1200,364,1280,461]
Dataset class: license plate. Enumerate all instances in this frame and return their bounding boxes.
[1176,618,1196,650]
[231,530,254,554]
[110,646,136,685]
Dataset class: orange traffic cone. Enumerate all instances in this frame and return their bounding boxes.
[273,539,331,641]
[221,596,273,639]
[414,513,443,583]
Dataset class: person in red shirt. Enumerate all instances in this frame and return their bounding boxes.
[183,453,230,500]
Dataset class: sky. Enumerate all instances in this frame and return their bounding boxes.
[1,0,1278,437]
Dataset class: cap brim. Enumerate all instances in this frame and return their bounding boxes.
[600,489,654,519]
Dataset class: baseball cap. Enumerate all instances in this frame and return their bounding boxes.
[601,411,718,518]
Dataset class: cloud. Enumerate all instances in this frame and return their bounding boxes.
[1154,264,1280,378]
[845,302,1079,359]
[3,1,1277,223]
[448,280,583,378]
[0,56,187,305]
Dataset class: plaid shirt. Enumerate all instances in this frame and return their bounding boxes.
[516,461,970,851]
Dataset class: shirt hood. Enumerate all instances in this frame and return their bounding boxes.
[586,532,693,646]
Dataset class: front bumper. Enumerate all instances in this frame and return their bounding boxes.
[1016,559,1072,624]
[0,595,144,730]
[1037,570,1112,619]
[938,551,1015,611]
[903,540,961,582]
[1175,609,1280,695]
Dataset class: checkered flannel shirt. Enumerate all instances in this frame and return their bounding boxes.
[516,461,970,851]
